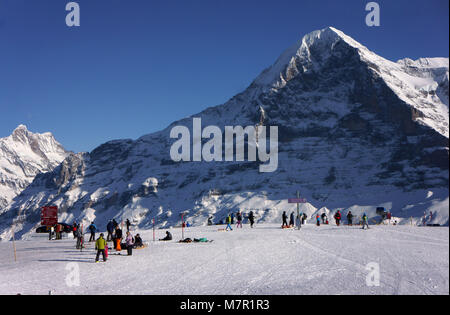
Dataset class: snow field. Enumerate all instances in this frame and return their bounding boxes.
[0,223,448,295]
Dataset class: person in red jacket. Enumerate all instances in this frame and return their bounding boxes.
[334,210,342,226]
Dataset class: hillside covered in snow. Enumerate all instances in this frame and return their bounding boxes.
[0,27,448,240]
[0,125,69,210]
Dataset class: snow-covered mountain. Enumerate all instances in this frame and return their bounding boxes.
[1,27,448,240]
[0,125,69,210]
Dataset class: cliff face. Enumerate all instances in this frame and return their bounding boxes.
[1,27,448,240]
[0,125,69,210]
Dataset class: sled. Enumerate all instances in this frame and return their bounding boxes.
[135,243,149,249]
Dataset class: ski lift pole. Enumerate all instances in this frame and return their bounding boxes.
[12,225,17,262]
[181,213,184,239]
[297,191,301,230]
[152,218,155,242]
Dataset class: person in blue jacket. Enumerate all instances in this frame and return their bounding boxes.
[88,221,97,242]
[106,220,115,241]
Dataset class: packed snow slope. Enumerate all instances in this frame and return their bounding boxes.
[0,125,68,210]
[0,224,448,295]
[0,27,448,240]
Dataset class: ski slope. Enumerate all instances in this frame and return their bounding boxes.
[0,223,448,295]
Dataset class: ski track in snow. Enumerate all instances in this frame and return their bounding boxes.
[0,224,448,295]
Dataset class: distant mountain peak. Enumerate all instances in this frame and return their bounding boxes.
[0,125,69,209]
[14,124,28,131]
[252,27,368,89]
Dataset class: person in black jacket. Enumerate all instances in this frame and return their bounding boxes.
[160,231,172,241]
[106,220,114,241]
[282,211,289,228]
[347,211,354,226]
[321,213,327,224]
[334,210,342,226]
[248,211,255,228]
[114,226,123,249]
[289,212,295,227]
[134,234,144,248]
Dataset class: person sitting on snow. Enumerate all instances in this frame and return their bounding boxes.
[134,233,144,248]
[159,231,172,241]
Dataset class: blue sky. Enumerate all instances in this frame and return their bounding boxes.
[0,0,448,152]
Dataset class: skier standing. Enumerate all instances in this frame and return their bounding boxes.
[282,211,289,228]
[226,214,233,231]
[106,220,114,242]
[347,211,354,226]
[114,226,123,251]
[49,225,54,240]
[95,233,107,263]
[316,215,320,226]
[75,226,83,249]
[72,221,78,239]
[126,219,131,232]
[236,211,243,229]
[362,213,370,230]
[321,213,327,224]
[334,211,342,226]
[125,231,134,256]
[302,213,307,225]
[248,211,255,228]
[289,212,295,227]
[88,222,97,242]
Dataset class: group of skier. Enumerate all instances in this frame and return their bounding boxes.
[222,210,255,231]
[281,211,307,228]
[71,218,144,262]
[281,210,370,229]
